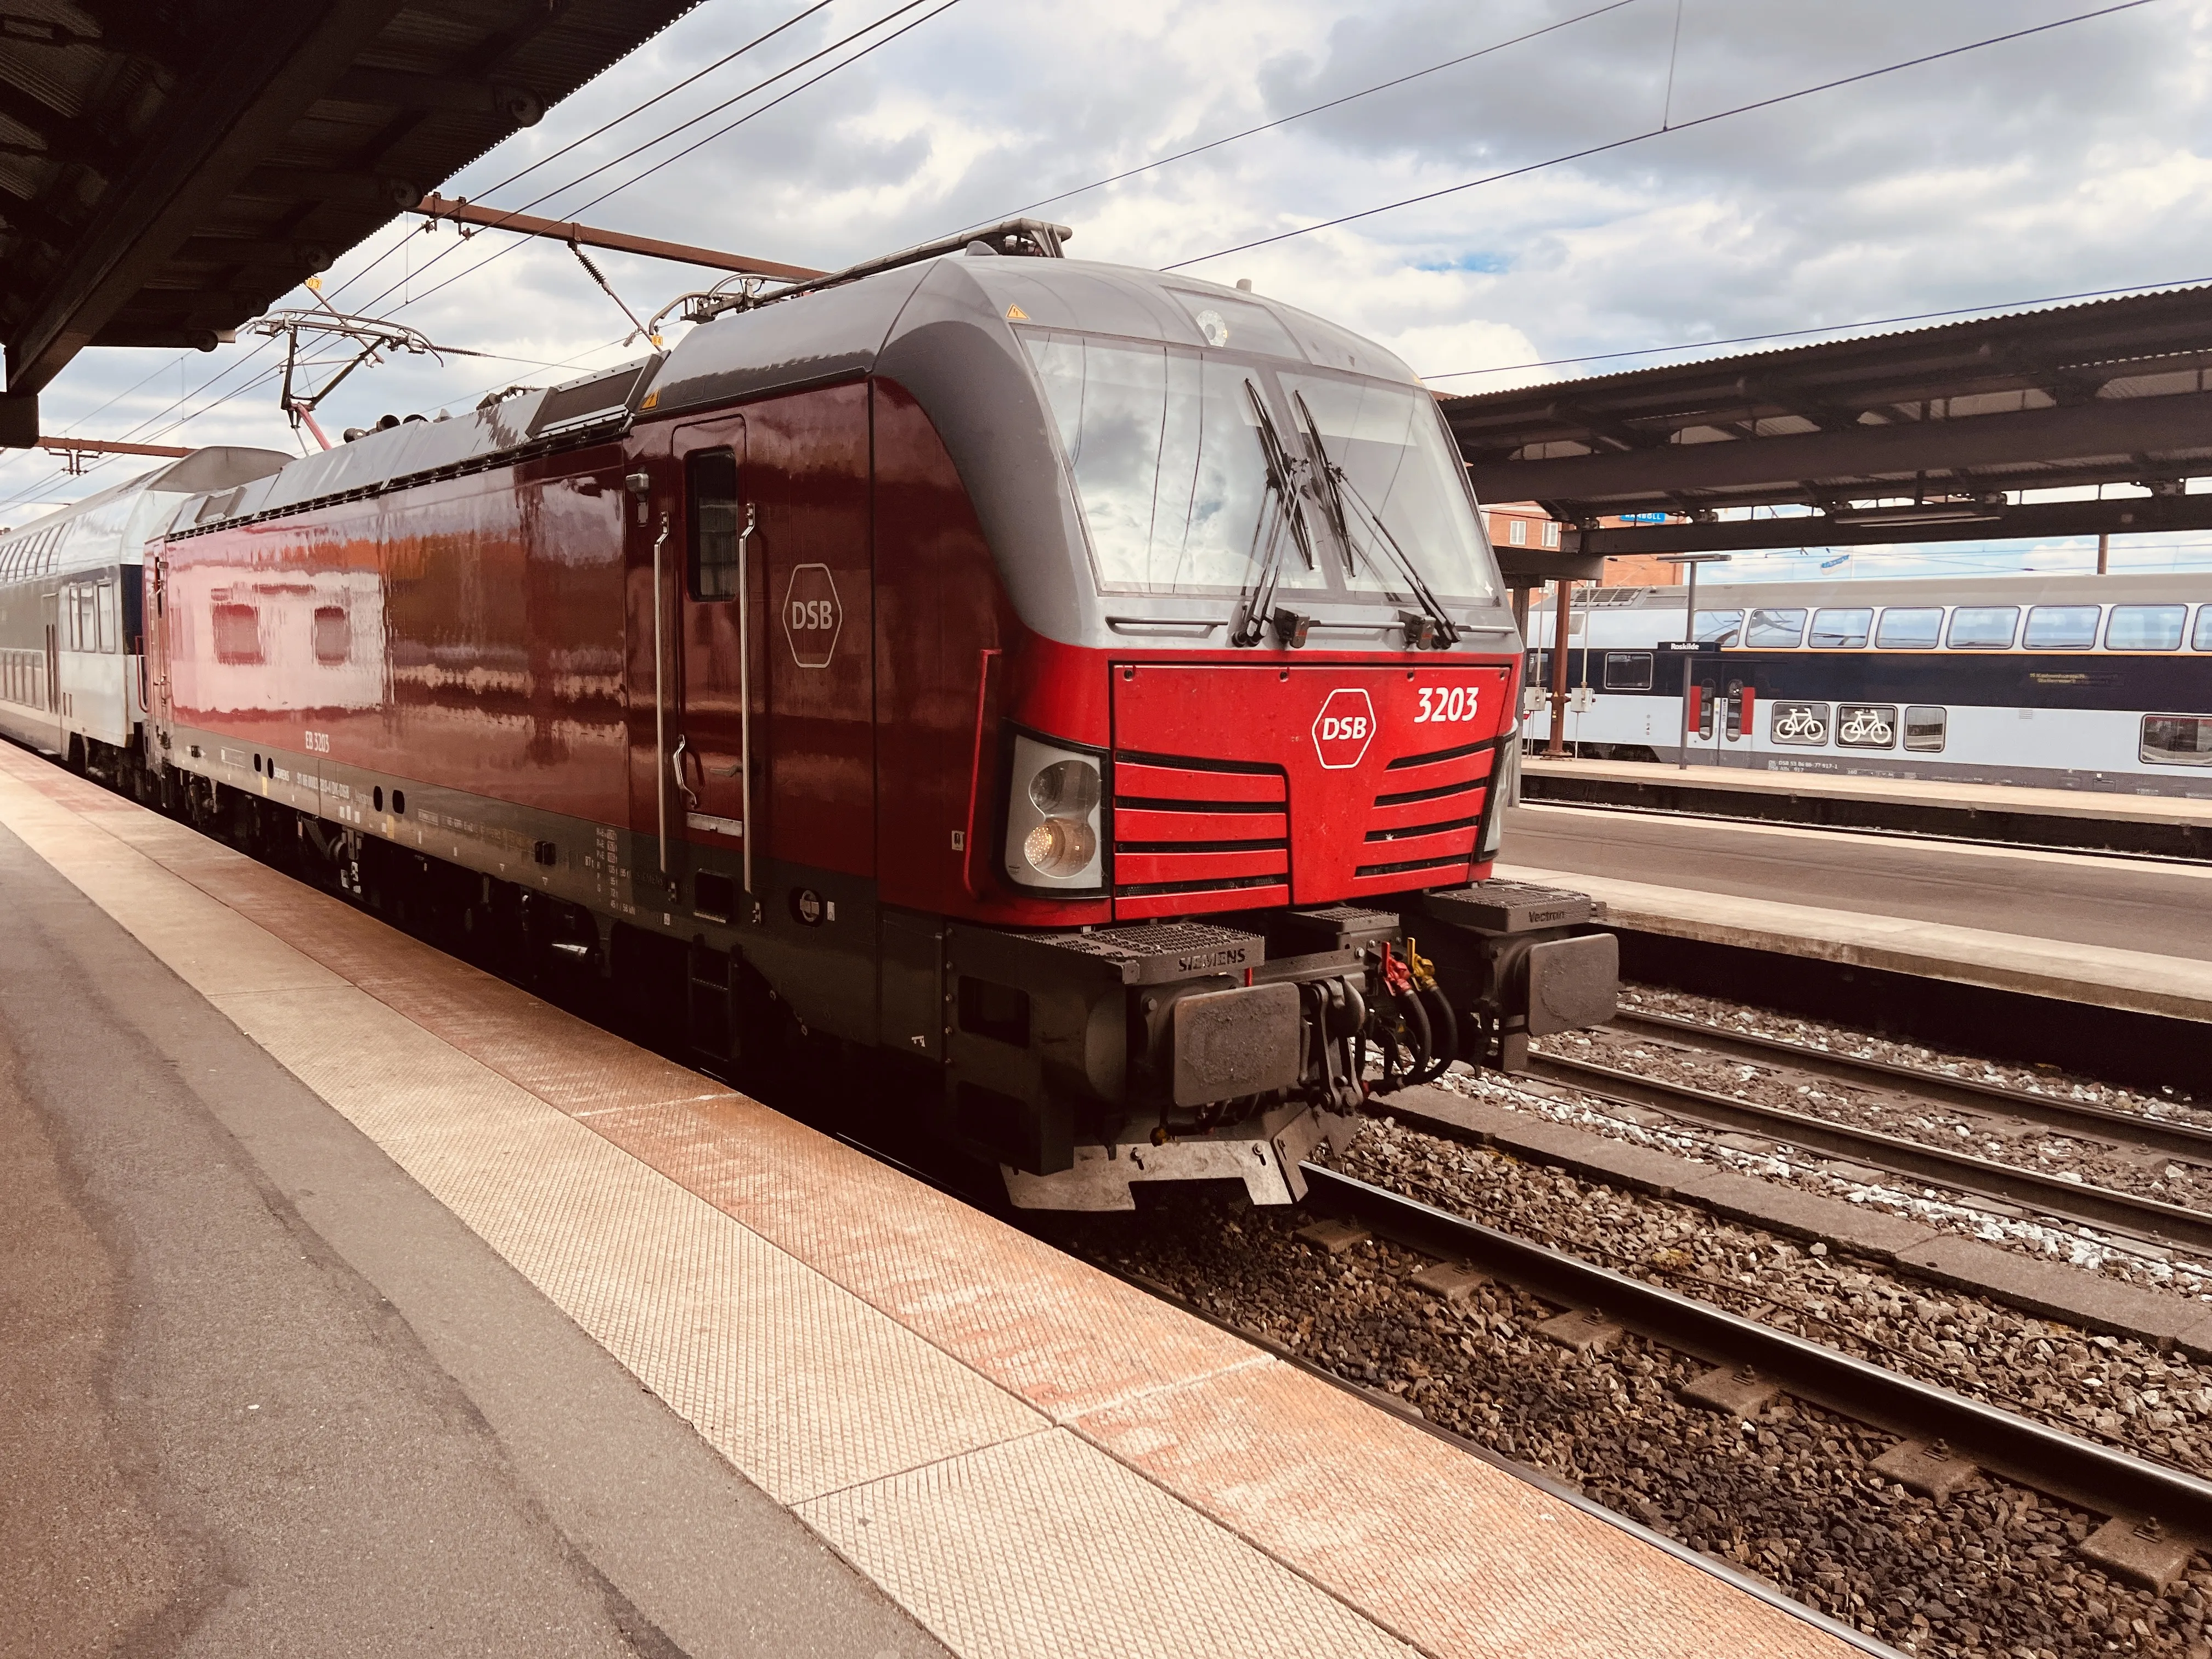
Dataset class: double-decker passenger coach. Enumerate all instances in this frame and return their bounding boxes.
[127,233,1618,1207]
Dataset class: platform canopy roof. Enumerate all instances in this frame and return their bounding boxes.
[1443,284,2212,560]
[0,0,698,444]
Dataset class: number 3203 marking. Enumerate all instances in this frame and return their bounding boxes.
[1415,686,1480,724]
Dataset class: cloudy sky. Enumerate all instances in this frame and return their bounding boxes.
[7,0,2210,578]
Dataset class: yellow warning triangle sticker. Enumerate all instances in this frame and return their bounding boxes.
[1006,303,1029,320]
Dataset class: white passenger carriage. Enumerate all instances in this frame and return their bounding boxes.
[1523,572,2212,797]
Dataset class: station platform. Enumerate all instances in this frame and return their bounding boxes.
[1497,799,2212,1026]
[1517,754,2210,861]
[0,744,1863,1659]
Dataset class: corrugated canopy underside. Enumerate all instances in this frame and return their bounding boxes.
[0,0,696,414]
[1443,284,2212,522]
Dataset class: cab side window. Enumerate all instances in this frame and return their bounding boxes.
[687,449,742,600]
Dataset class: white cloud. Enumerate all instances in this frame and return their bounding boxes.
[9,0,2212,582]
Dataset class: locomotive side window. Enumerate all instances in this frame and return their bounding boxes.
[211,601,263,665]
[314,605,351,665]
[1602,651,1652,690]
[1745,608,1807,647]
[2142,715,2212,766]
[687,448,742,600]
[1875,607,1942,650]
[1904,706,1948,752]
[1808,607,1871,647]
[2107,604,2186,651]
[1692,609,1742,646]
[1945,606,2017,650]
[2024,605,2098,648]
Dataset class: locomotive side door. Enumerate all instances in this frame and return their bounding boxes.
[668,416,752,915]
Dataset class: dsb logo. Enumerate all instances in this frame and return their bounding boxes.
[1311,687,1377,769]
[781,563,842,669]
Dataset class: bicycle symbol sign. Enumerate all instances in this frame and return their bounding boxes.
[1836,703,1897,749]
[1770,703,1829,746]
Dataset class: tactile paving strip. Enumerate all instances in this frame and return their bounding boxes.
[799,1429,1415,1659]
[0,748,1858,1659]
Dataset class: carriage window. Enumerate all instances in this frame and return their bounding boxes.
[2107,604,2186,651]
[1875,607,1942,649]
[1602,651,1652,690]
[2196,606,2212,650]
[1744,607,1807,647]
[1945,606,2017,650]
[211,602,263,665]
[687,448,742,600]
[1808,607,1872,648]
[95,581,114,653]
[2024,605,2099,648]
[2142,715,2212,766]
[1693,609,1742,646]
[1905,706,1948,752]
[313,606,351,665]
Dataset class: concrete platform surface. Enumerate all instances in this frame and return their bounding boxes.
[1498,803,2212,1023]
[1520,754,2212,827]
[0,744,1863,1658]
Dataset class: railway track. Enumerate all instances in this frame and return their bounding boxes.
[1299,1161,2212,1553]
[1516,1028,2212,1259]
[1610,1008,2212,1162]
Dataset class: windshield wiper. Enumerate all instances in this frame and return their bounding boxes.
[1232,379,1319,648]
[1294,390,1459,650]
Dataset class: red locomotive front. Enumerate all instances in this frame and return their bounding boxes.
[146,227,1616,1209]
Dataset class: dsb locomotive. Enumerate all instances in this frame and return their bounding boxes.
[18,229,1618,1208]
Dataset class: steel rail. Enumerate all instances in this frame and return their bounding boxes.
[1519,1048,2212,1256]
[1610,1009,2212,1161]
[1301,1162,2212,1545]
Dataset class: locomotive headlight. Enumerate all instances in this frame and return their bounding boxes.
[1005,733,1105,891]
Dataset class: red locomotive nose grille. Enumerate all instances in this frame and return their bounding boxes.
[1109,755,1291,920]
[1353,739,1494,893]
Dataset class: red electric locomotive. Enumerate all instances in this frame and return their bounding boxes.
[144,222,1616,1209]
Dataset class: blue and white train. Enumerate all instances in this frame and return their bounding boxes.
[1522,571,2212,798]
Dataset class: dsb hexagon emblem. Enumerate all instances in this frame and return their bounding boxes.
[1312,687,1376,770]
[781,563,842,669]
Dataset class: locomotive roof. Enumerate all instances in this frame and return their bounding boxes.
[168,255,1424,535]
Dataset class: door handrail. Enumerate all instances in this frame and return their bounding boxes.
[650,510,672,876]
[735,501,758,898]
[961,647,1002,898]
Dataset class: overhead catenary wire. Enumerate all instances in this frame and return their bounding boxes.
[979,0,1644,224]
[337,0,961,326]
[1164,0,2165,269]
[363,0,964,324]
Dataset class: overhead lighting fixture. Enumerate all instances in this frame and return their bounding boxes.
[1827,502,2003,528]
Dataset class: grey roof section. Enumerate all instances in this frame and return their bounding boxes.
[172,360,659,530]
[0,447,292,579]
[1532,570,2212,611]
